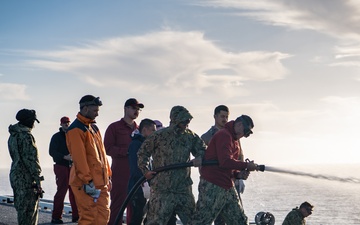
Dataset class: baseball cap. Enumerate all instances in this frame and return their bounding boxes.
[60,116,70,124]
[124,98,144,108]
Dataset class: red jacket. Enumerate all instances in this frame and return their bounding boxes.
[200,120,248,189]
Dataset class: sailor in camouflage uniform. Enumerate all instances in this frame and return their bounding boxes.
[138,105,205,225]
[8,109,44,225]
[282,201,313,225]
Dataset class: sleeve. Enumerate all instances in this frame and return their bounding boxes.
[104,123,119,157]
[137,136,154,175]
[21,133,42,184]
[215,133,247,171]
[191,133,206,159]
[66,128,92,184]
[201,129,211,145]
[104,122,130,158]
[106,157,112,178]
[128,140,143,180]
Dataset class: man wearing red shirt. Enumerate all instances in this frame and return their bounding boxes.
[104,98,144,225]
[191,115,260,225]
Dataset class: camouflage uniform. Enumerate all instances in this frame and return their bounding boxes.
[8,123,43,225]
[282,208,306,225]
[138,106,206,225]
[190,178,247,225]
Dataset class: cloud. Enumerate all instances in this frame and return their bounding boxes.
[330,43,360,68]
[0,82,29,100]
[195,0,360,74]
[195,0,360,40]
[23,30,289,97]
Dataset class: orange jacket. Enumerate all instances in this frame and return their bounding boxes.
[66,112,112,187]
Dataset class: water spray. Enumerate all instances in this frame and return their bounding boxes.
[265,166,360,184]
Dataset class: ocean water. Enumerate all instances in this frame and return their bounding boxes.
[1,164,359,225]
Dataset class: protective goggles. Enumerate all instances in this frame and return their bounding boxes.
[80,97,103,107]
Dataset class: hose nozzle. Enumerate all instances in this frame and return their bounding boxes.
[257,164,265,172]
[245,158,265,172]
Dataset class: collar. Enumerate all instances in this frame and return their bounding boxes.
[76,112,96,125]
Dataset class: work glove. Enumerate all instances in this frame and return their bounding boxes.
[237,170,250,180]
[246,161,258,171]
[191,156,202,167]
[235,179,245,194]
[83,181,97,195]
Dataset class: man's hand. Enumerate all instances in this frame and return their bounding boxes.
[235,179,246,194]
[237,170,250,180]
[145,171,157,180]
[83,181,97,195]
[107,179,112,192]
[191,156,202,167]
[63,154,72,161]
[246,161,258,171]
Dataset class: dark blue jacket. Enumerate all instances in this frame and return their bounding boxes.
[49,128,72,167]
[128,133,146,194]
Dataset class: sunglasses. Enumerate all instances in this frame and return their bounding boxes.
[244,128,253,137]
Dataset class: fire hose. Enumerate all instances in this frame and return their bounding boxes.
[113,160,269,225]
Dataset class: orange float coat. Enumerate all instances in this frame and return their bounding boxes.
[66,112,112,225]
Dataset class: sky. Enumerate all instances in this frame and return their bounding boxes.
[1,0,360,169]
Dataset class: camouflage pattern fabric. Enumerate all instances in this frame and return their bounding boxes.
[146,186,195,225]
[282,208,306,225]
[8,123,42,225]
[190,178,248,225]
[138,106,206,224]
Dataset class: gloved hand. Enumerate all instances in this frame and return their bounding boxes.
[246,161,258,171]
[237,170,250,180]
[83,181,97,195]
[235,179,246,194]
[191,156,202,167]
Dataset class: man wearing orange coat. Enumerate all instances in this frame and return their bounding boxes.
[66,95,112,225]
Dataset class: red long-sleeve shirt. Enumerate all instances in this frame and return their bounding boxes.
[200,120,248,189]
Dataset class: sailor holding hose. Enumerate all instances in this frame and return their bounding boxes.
[138,105,205,225]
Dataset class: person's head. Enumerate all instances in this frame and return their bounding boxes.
[170,106,193,132]
[60,116,71,132]
[153,120,164,130]
[124,98,144,121]
[234,115,254,139]
[299,201,313,217]
[214,105,229,129]
[139,119,156,138]
[79,95,103,120]
[16,109,40,128]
